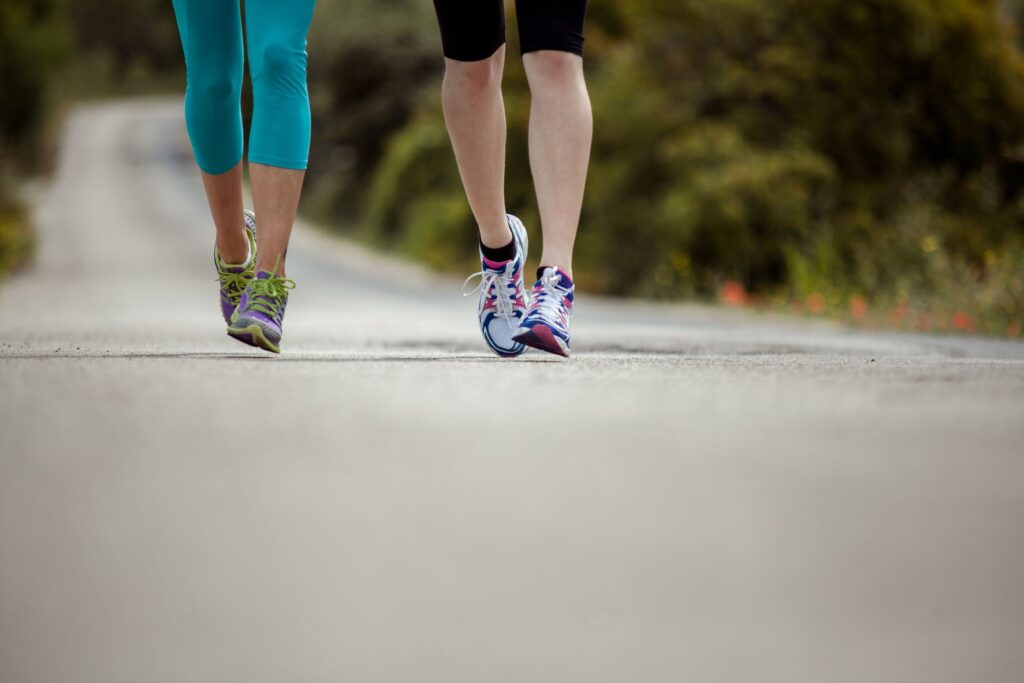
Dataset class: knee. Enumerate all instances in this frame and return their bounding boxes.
[252,39,305,88]
[187,70,240,108]
[444,47,504,97]
[523,50,583,91]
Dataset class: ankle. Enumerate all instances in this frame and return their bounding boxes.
[255,254,286,276]
[479,221,513,250]
[216,234,250,265]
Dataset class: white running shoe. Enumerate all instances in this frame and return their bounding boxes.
[461,215,530,357]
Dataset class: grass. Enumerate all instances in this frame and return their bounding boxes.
[0,200,35,280]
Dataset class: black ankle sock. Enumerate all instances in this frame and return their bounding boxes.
[480,236,516,263]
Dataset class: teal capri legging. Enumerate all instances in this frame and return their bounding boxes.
[171,0,316,174]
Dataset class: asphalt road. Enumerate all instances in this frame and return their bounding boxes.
[1,99,1023,683]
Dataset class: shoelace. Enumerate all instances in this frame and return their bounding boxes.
[217,267,251,304]
[530,270,574,326]
[244,275,295,320]
[462,266,519,330]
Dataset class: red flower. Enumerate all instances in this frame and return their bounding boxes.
[952,311,975,332]
[806,293,826,315]
[719,281,747,307]
[849,295,867,321]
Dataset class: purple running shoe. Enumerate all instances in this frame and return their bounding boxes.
[226,269,294,354]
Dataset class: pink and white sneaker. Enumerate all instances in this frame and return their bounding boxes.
[513,267,575,358]
[461,215,530,357]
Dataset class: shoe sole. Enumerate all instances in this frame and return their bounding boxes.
[513,324,570,358]
[227,324,280,354]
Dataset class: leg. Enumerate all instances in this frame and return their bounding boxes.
[170,0,248,263]
[518,0,591,277]
[248,164,304,276]
[508,0,588,357]
[201,164,247,263]
[244,0,317,275]
[433,0,511,248]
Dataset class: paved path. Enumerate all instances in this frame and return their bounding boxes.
[1,99,1023,683]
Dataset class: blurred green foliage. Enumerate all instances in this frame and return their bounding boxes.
[1,0,69,161]
[361,0,1024,335]
[2,0,1023,334]
[0,0,68,277]
[67,0,181,79]
[304,0,443,221]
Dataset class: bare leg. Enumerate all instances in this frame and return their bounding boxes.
[441,46,512,249]
[201,162,249,264]
[523,51,593,277]
[249,162,305,276]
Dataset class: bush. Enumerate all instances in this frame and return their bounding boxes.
[0,0,69,162]
[304,0,442,222]
[360,0,1024,335]
[0,0,67,276]
[0,189,34,279]
[67,0,181,79]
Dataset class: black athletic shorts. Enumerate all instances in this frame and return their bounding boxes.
[432,0,588,62]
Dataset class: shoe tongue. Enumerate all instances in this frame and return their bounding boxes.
[255,270,275,280]
[540,266,573,289]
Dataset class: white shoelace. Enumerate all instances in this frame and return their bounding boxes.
[531,270,574,328]
[462,267,518,329]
